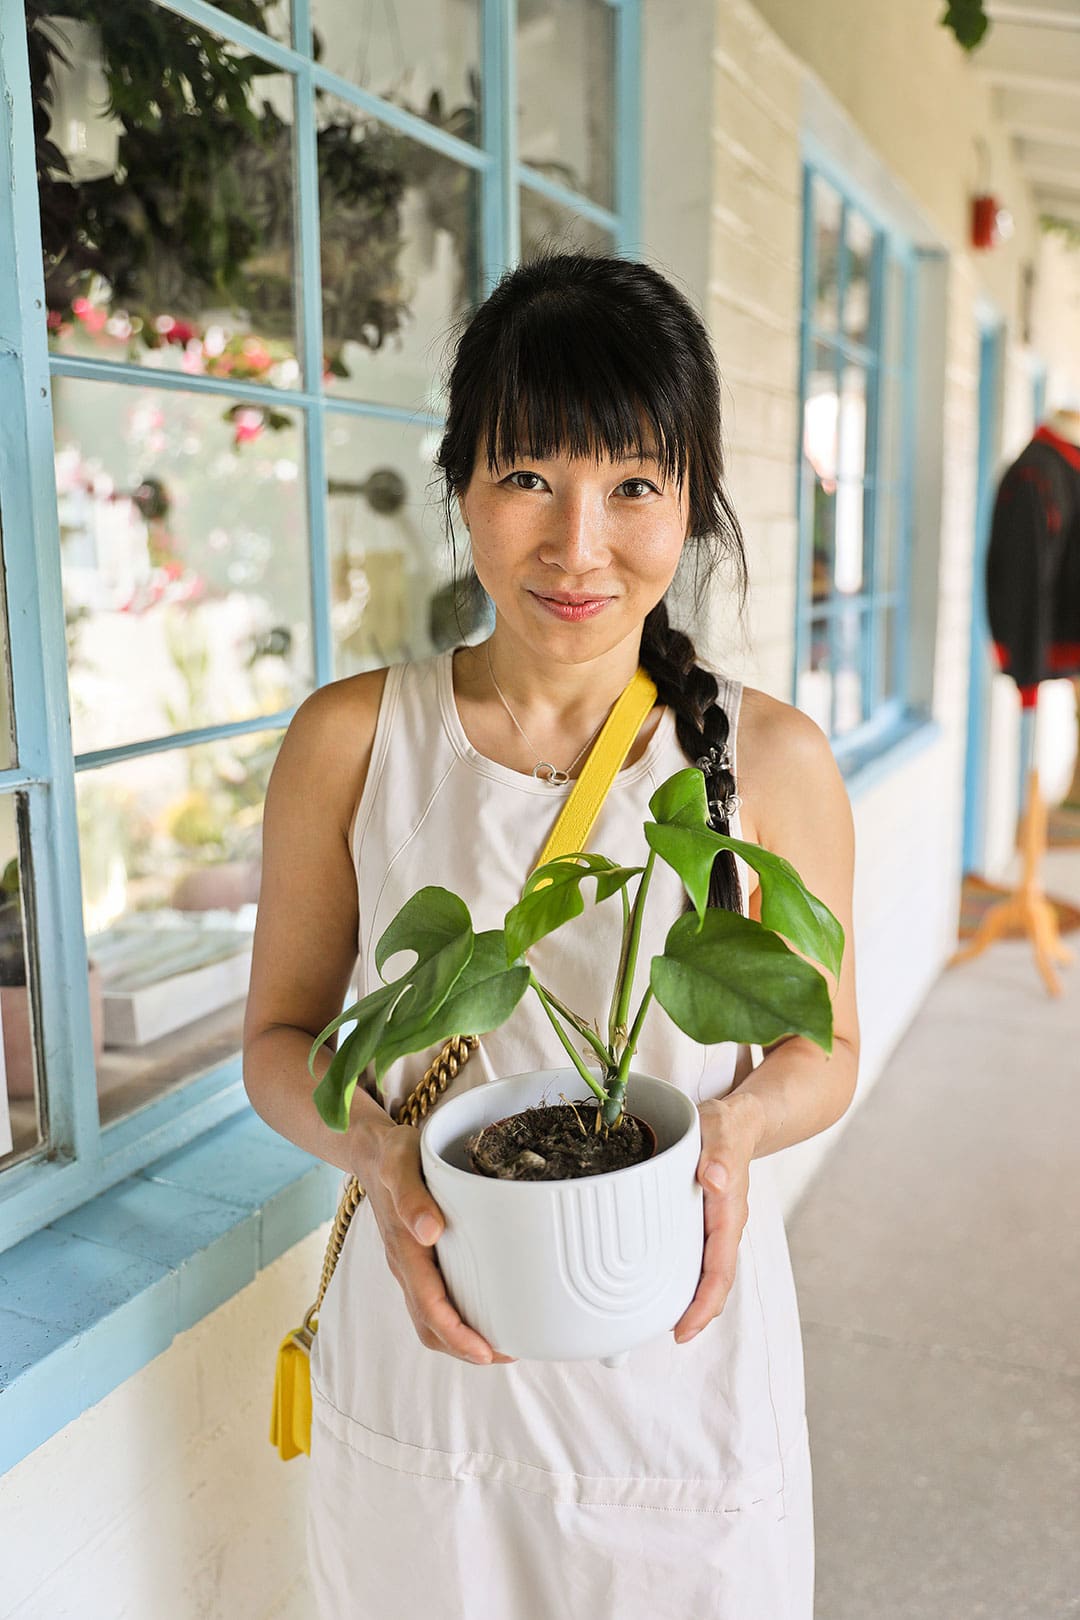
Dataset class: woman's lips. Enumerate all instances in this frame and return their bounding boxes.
[529,592,614,621]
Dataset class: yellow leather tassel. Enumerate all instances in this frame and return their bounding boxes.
[270,1327,313,1460]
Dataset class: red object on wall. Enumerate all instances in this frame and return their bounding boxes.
[972,193,1000,250]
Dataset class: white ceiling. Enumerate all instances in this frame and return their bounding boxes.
[976,2,1080,227]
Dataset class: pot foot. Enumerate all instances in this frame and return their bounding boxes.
[600,1351,630,1369]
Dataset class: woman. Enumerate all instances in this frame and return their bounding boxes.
[243,251,859,1618]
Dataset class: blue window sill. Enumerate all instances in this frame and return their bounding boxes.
[0,1110,341,1476]
[836,712,942,800]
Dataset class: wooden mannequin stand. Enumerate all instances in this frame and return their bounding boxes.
[949,734,1075,998]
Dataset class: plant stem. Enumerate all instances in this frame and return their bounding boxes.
[604,985,655,1127]
[607,885,632,1049]
[530,975,608,1104]
[538,984,614,1071]
[610,849,656,1063]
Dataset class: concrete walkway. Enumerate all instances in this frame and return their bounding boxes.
[789,841,1080,1618]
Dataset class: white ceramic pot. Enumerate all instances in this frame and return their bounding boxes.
[419,1067,704,1366]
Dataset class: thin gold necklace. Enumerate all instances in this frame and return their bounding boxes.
[484,641,613,785]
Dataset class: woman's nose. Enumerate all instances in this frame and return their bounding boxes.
[537,495,612,573]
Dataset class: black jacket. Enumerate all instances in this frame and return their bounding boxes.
[986,425,1080,707]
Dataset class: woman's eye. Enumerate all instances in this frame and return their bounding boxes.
[620,478,657,498]
[505,471,657,496]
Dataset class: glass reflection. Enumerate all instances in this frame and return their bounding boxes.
[312,0,481,146]
[799,619,833,735]
[843,208,875,345]
[833,606,868,737]
[53,377,313,756]
[517,0,615,209]
[30,8,301,387]
[520,193,615,263]
[812,175,842,331]
[79,729,281,1127]
[325,413,491,672]
[0,795,47,1172]
[317,96,480,407]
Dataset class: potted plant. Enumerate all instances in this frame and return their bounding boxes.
[309,766,843,1364]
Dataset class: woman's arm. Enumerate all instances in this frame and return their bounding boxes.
[726,695,860,1155]
[674,697,859,1342]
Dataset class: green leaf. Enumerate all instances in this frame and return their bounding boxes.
[310,885,476,1130]
[504,854,643,961]
[375,886,473,980]
[373,931,530,1078]
[650,909,834,1052]
[644,822,844,979]
[310,983,401,1132]
[648,767,712,829]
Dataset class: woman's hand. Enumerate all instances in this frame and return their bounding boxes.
[358,1122,516,1366]
[672,1091,764,1344]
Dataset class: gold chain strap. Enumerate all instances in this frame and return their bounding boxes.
[300,1034,480,1339]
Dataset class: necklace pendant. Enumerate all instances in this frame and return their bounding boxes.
[533,761,569,785]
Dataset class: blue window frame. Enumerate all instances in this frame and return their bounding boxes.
[794,156,918,764]
[0,0,642,1252]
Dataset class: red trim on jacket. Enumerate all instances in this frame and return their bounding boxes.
[1034,424,1080,473]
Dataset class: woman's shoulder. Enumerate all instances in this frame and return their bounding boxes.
[733,683,836,851]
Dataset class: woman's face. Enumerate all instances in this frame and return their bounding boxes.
[457,439,691,662]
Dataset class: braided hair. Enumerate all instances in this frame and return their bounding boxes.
[433,249,749,918]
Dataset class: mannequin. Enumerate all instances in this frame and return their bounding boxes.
[951,398,1080,994]
[1049,409,1080,810]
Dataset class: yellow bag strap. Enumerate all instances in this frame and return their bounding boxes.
[535,666,659,868]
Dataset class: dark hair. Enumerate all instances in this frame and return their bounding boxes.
[433,250,749,916]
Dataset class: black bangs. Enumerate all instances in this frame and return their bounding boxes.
[434,250,747,615]
[478,294,687,494]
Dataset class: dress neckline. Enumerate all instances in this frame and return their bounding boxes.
[437,646,677,796]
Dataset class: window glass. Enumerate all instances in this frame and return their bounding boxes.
[326,414,490,672]
[517,0,615,209]
[843,208,875,345]
[318,98,481,409]
[811,175,842,331]
[799,167,910,739]
[31,11,301,389]
[0,796,46,1170]
[312,0,482,147]
[520,193,616,262]
[54,378,313,757]
[80,729,281,1128]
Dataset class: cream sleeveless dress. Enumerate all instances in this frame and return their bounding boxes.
[306,647,814,1618]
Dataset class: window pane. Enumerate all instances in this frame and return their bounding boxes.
[874,605,900,708]
[838,365,868,482]
[833,605,869,738]
[312,0,482,146]
[803,343,839,489]
[809,480,836,606]
[520,193,616,263]
[517,0,615,209]
[811,175,842,332]
[318,99,481,408]
[798,618,833,734]
[835,481,866,597]
[326,413,490,672]
[80,729,281,1128]
[843,208,875,345]
[0,796,47,1173]
[32,12,301,389]
[54,377,313,756]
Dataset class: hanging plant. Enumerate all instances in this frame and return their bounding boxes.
[27,0,479,413]
[940,1,990,51]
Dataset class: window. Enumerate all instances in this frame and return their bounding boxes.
[795,163,916,755]
[0,0,639,1245]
